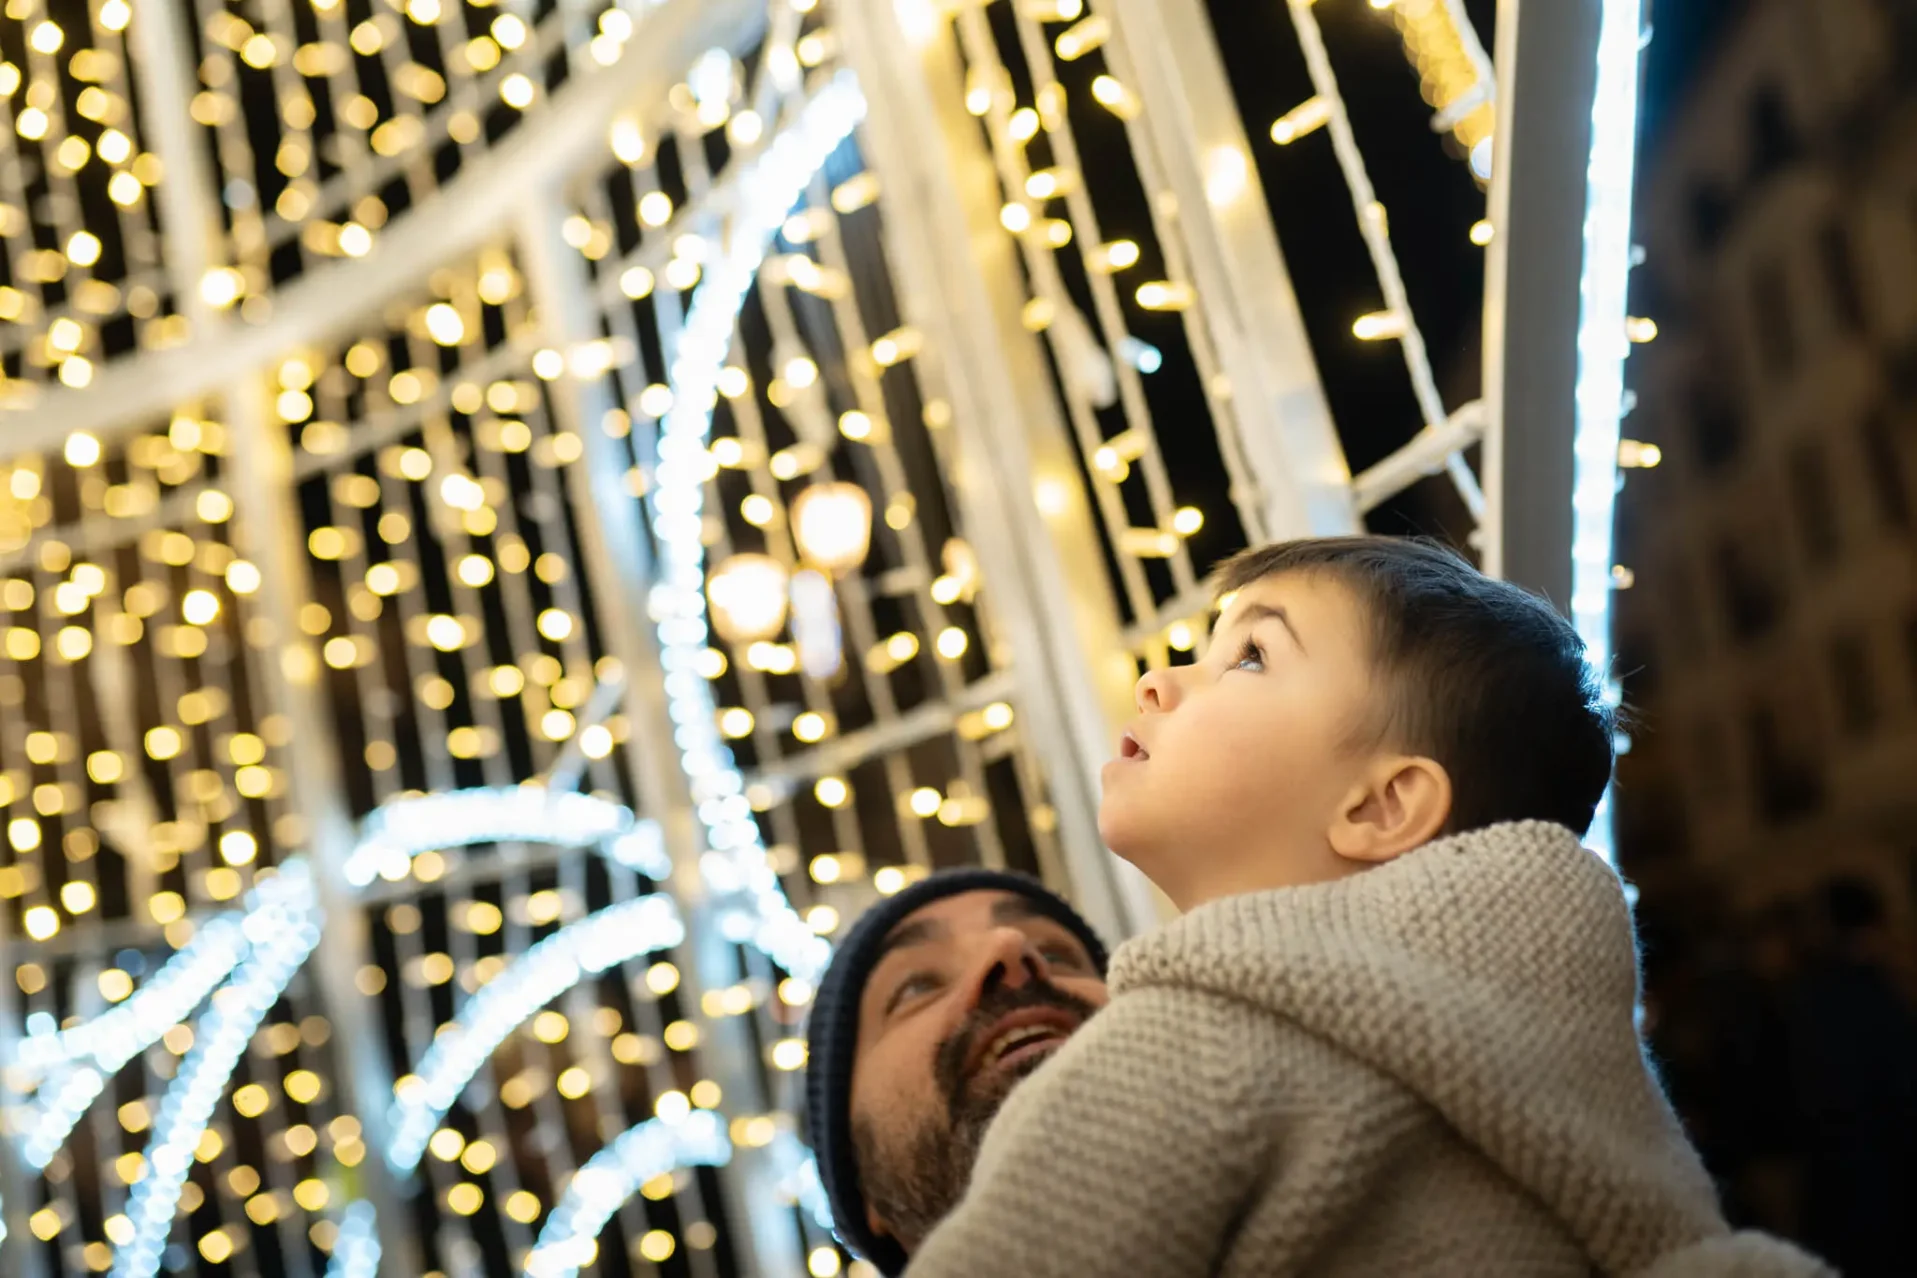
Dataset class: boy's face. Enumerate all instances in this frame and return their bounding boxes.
[1099,571,1384,908]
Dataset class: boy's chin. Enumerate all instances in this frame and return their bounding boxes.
[1095,805,1158,871]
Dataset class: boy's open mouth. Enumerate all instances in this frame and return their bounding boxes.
[1119,731,1149,761]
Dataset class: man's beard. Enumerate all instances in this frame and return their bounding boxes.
[851,980,1099,1250]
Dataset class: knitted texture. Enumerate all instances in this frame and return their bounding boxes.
[803,868,1109,1275]
[905,822,1831,1277]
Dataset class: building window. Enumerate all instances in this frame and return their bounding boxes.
[1818,222,1866,333]
[1861,410,1912,528]
[1660,554,1706,662]
[1828,633,1879,737]
[1907,613,1917,697]
[1749,85,1796,182]
[1691,718,1731,796]
[1689,384,1742,474]
[1751,262,1796,374]
[1617,628,1658,700]
[1746,705,1823,824]
[1788,440,1840,562]
[1716,541,1780,642]
[1691,182,1729,248]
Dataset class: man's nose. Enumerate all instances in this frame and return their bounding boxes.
[969,927,1048,1001]
[1135,665,1181,713]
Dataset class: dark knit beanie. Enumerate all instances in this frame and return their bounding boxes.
[802,868,1110,1275]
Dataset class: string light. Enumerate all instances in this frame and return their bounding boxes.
[525,1112,730,1278]
[15,914,251,1164]
[324,1201,381,1278]
[642,75,863,989]
[1271,96,1332,145]
[387,893,685,1170]
[113,863,324,1278]
[1567,0,1647,863]
[344,787,668,887]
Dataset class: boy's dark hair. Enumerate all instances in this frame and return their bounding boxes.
[1214,535,1615,838]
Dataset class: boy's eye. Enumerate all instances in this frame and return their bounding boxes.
[1229,638,1265,673]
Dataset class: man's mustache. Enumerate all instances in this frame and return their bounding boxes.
[931,979,1100,1111]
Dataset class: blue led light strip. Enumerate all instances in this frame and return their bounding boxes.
[522,1111,731,1278]
[111,862,324,1278]
[323,1200,380,1278]
[344,786,669,887]
[1569,0,1646,861]
[12,915,252,1169]
[386,892,685,1171]
[644,71,866,988]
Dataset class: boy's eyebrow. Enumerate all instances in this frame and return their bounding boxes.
[1225,601,1306,654]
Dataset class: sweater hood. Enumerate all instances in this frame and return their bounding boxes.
[1109,821,1828,1277]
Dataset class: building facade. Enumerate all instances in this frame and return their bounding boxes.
[1618,0,1917,921]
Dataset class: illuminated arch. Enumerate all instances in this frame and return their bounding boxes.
[522,1111,731,1278]
[507,73,869,1273]
[635,71,864,991]
[386,892,685,1171]
[11,912,251,1169]
[343,786,669,888]
[112,863,324,1278]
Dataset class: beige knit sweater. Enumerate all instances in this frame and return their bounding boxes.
[905,822,1829,1277]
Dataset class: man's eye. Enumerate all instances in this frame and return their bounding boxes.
[887,973,940,1013]
[1039,945,1083,968]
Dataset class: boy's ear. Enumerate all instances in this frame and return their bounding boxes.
[1328,755,1452,865]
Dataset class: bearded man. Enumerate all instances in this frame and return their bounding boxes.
[803,869,1111,1275]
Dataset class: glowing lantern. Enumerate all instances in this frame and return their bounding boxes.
[789,482,872,577]
[705,554,790,644]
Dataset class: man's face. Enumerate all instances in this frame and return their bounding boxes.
[847,890,1108,1253]
[1099,571,1382,908]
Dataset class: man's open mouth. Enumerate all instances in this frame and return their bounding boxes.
[963,1008,1079,1081]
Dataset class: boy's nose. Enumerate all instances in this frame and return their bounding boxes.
[1134,665,1181,713]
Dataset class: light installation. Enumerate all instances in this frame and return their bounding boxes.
[523,1110,730,1278]
[1569,0,1647,861]
[112,863,324,1278]
[14,912,251,1168]
[386,892,686,1172]
[342,786,670,887]
[0,0,1645,1270]
[1,80,868,1266]
[321,1201,380,1278]
[642,69,865,988]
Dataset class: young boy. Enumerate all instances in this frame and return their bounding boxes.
[901,537,1826,1277]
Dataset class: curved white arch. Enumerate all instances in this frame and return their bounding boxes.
[12,912,251,1168]
[386,892,684,1171]
[641,70,867,990]
[523,1110,731,1278]
[113,862,324,1278]
[344,786,668,887]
